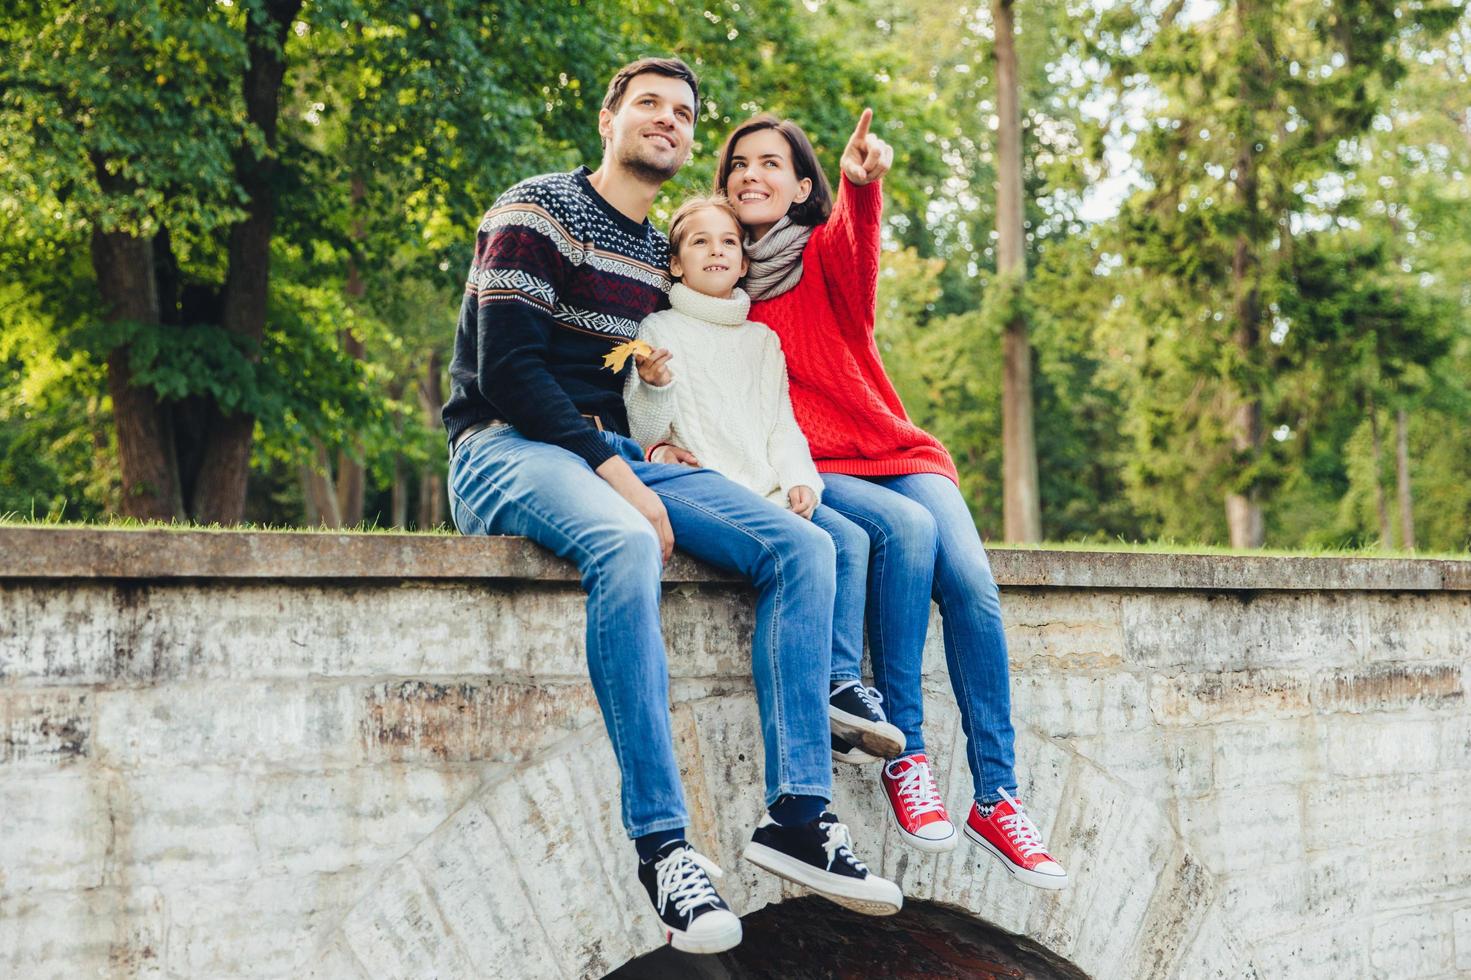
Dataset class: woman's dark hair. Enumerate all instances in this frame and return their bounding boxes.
[714,114,833,227]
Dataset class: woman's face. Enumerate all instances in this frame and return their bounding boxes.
[724,128,812,240]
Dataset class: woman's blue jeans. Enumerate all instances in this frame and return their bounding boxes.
[820,472,1018,805]
[448,425,835,837]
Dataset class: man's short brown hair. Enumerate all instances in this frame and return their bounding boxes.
[602,57,699,115]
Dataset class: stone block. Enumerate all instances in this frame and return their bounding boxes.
[341,860,476,979]
[1209,718,1324,791]
[1456,906,1471,971]
[1118,845,1214,980]
[1303,774,1443,850]
[1068,729,1213,799]
[0,583,131,687]
[0,771,110,893]
[1249,921,1371,978]
[1149,669,1311,726]
[1215,847,1370,944]
[1,689,89,766]
[1011,670,1151,738]
[1166,902,1260,980]
[0,886,165,979]
[1371,831,1471,909]
[1002,590,1126,670]
[1311,662,1465,714]
[93,681,361,770]
[359,679,601,764]
[1321,714,1447,779]
[1371,908,1456,978]
[114,771,261,886]
[1178,788,1306,876]
[1121,592,1365,671]
[1362,593,1471,662]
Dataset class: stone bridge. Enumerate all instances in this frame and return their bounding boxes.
[1,528,1468,978]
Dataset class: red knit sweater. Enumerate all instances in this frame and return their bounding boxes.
[749,177,959,484]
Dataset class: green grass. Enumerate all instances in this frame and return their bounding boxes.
[3,513,1465,558]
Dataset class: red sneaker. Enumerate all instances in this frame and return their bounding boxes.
[963,788,1068,890]
[880,755,958,853]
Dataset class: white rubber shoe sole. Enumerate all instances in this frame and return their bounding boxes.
[887,804,959,854]
[742,841,904,916]
[829,708,906,759]
[665,908,743,954]
[963,823,1069,890]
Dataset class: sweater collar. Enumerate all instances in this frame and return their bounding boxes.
[669,282,751,325]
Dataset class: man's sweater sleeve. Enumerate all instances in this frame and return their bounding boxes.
[471,200,613,468]
[764,334,825,501]
[622,315,678,449]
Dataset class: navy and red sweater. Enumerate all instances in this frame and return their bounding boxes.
[442,167,672,469]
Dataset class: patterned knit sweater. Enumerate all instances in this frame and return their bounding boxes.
[442,167,672,468]
[624,283,824,505]
[748,176,959,484]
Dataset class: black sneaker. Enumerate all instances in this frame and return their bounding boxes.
[637,841,743,954]
[831,732,880,765]
[742,811,903,916]
[829,681,905,758]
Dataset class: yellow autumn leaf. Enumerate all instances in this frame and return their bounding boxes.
[602,339,653,373]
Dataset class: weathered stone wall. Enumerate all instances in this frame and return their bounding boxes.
[1,529,1468,979]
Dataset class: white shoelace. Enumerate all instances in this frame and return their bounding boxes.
[655,846,724,917]
[891,759,946,818]
[834,680,886,719]
[996,787,1050,857]
[819,818,869,874]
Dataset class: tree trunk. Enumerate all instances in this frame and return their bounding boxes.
[1368,398,1392,547]
[334,330,367,525]
[191,0,304,523]
[993,0,1042,543]
[301,446,343,528]
[417,351,446,529]
[90,225,183,520]
[1395,406,1415,551]
[1224,0,1267,549]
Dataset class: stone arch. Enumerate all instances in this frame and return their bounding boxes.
[309,697,1258,979]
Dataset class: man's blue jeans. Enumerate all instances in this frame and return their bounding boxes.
[448,425,835,837]
[821,472,1018,806]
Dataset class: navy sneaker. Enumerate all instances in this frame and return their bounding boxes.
[742,811,903,916]
[637,841,743,954]
[829,681,905,758]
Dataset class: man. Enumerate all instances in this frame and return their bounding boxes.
[442,57,902,955]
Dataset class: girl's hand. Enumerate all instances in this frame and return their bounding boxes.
[788,485,817,519]
[840,108,893,186]
[651,444,701,467]
[636,348,674,387]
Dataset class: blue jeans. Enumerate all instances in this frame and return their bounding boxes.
[448,425,835,836]
[810,504,870,683]
[820,472,1017,805]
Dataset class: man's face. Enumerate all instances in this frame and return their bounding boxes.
[599,73,696,182]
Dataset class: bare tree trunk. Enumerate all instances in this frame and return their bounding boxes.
[1368,398,1392,547]
[90,224,183,520]
[1395,406,1415,551]
[192,0,304,523]
[1224,0,1267,549]
[301,446,343,528]
[417,351,445,529]
[334,329,367,525]
[993,0,1042,544]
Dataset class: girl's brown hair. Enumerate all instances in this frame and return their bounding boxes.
[714,114,834,227]
[667,194,744,252]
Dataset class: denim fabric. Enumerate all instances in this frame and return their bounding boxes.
[809,504,870,683]
[449,426,834,835]
[820,472,1018,805]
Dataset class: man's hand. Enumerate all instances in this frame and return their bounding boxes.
[635,348,674,387]
[840,108,893,186]
[788,485,817,519]
[595,455,674,562]
[650,444,701,467]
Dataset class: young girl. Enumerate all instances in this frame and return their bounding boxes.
[708,110,1070,886]
[624,195,906,767]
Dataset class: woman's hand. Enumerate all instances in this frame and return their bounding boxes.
[840,108,893,186]
[650,444,701,467]
[788,485,817,519]
[635,348,674,387]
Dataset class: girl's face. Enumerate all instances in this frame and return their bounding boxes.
[670,207,748,298]
[724,128,812,240]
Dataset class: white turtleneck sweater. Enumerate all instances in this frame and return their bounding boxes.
[624,282,824,506]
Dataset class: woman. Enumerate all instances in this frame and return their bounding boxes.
[708,108,1068,888]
